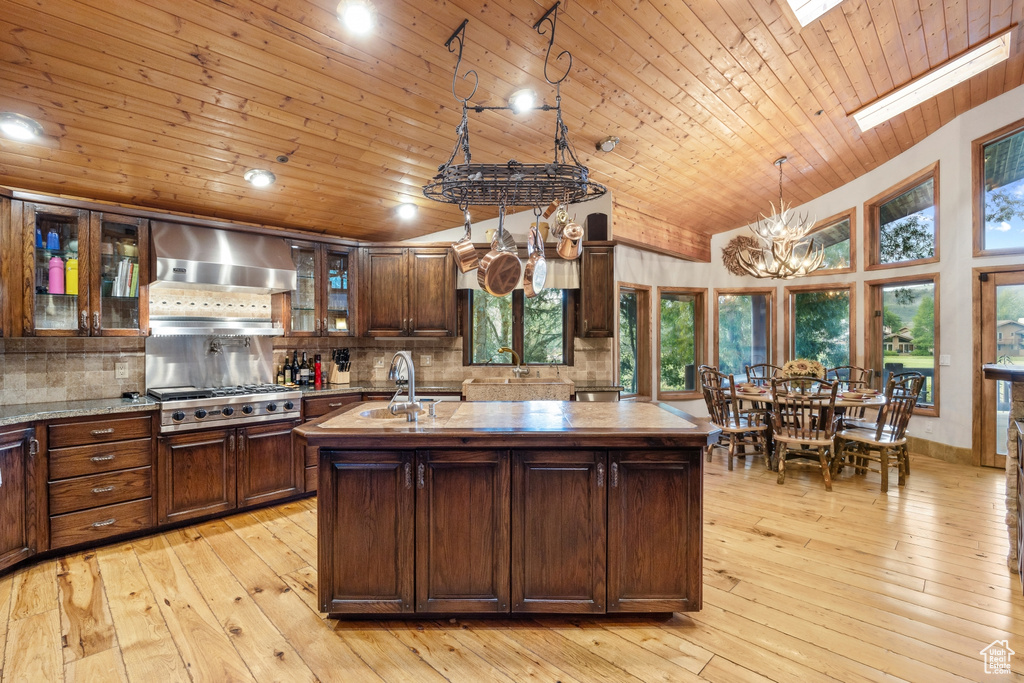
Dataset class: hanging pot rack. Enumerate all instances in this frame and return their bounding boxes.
[422,3,607,210]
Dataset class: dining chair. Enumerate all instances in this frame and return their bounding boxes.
[833,375,923,493]
[700,366,769,471]
[827,366,875,423]
[745,363,782,386]
[770,378,840,491]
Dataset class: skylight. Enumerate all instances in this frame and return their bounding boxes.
[784,0,844,27]
[853,31,1013,132]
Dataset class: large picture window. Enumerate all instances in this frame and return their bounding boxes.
[657,288,705,397]
[785,284,855,369]
[866,164,939,269]
[806,210,855,274]
[973,118,1024,255]
[465,289,570,366]
[618,284,651,398]
[714,289,774,380]
[866,274,939,415]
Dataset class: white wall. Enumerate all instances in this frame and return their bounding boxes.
[616,83,1024,448]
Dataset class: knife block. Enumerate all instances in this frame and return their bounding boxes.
[328,367,351,385]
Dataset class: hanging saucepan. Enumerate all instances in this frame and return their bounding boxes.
[557,218,584,260]
[451,208,479,273]
[524,222,547,298]
[477,206,522,297]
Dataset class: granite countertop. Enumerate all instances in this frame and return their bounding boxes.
[982,364,1024,382]
[0,396,159,428]
[300,381,621,397]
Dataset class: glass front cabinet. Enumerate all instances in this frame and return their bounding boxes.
[21,202,148,336]
[285,240,354,336]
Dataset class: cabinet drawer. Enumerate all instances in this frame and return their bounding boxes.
[50,498,154,549]
[304,394,361,419]
[49,415,152,448]
[49,466,152,515]
[49,438,153,480]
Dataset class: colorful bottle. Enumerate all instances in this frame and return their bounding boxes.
[314,354,322,386]
[48,256,65,294]
[65,258,79,295]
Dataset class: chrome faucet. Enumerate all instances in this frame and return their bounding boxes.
[387,350,423,421]
[498,346,530,378]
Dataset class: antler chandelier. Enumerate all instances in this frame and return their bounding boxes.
[736,157,824,280]
[422,2,606,210]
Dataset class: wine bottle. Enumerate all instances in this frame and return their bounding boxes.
[314,354,322,386]
[283,362,292,385]
[291,350,300,386]
[300,352,310,386]
[277,365,285,385]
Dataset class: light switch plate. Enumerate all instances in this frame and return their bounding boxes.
[939,354,950,366]
[420,354,432,366]
[374,357,384,368]
[115,362,129,379]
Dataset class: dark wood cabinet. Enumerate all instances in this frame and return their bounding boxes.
[360,247,456,337]
[0,426,38,572]
[416,449,509,613]
[280,241,354,337]
[607,450,702,612]
[512,450,606,613]
[158,428,236,524]
[577,245,614,338]
[319,449,415,614]
[238,420,303,507]
[300,394,362,493]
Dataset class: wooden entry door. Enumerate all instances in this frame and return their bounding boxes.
[979,269,1024,468]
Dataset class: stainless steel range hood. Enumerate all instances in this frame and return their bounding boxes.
[150,221,297,294]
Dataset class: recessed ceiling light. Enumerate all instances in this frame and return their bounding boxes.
[397,203,418,220]
[243,169,276,187]
[596,136,619,153]
[508,89,537,114]
[852,30,1012,132]
[338,0,375,35]
[0,113,44,141]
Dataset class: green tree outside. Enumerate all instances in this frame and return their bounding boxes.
[910,295,934,356]
[793,290,850,368]
[660,294,696,391]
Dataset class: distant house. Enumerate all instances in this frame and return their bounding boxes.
[996,320,1024,355]
[883,326,915,354]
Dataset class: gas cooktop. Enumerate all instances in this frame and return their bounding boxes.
[148,384,293,401]
[149,384,302,433]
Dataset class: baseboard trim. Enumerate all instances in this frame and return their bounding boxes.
[907,435,973,466]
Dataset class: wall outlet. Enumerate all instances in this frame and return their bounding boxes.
[939,354,951,366]
[924,422,933,433]
[420,354,432,367]
[115,362,129,379]
[374,356,384,368]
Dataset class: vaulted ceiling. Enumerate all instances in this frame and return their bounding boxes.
[1,0,1022,260]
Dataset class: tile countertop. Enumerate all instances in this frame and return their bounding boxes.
[0,396,159,428]
[300,382,622,397]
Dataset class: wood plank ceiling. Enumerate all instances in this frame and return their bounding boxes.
[1,0,1022,259]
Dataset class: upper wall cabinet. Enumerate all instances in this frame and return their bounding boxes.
[359,247,456,337]
[18,202,149,337]
[283,241,355,337]
[577,245,614,338]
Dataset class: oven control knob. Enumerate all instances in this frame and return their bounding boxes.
[267,403,277,412]
[171,410,186,422]
[222,406,234,416]
[242,404,254,415]
[194,408,208,419]
[284,401,294,410]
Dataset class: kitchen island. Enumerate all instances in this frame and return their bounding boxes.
[294,400,718,618]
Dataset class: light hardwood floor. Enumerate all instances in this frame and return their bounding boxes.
[1,452,1022,682]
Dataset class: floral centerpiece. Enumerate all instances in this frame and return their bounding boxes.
[782,358,825,389]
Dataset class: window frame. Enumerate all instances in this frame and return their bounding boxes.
[461,289,575,367]
[864,272,940,417]
[656,286,706,400]
[807,208,857,275]
[784,282,857,368]
[616,282,652,400]
[713,287,776,378]
[972,116,1024,257]
[864,162,940,270]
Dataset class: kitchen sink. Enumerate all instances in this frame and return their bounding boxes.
[462,377,574,401]
[358,408,405,420]
[464,377,561,384]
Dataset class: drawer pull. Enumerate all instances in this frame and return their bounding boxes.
[328,402,346,407]
[92,518,116,528]
[90,428,115,436]
[90,455,116,463]
[92,485,115,494]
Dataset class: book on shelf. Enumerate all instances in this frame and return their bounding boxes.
[111,258,139,298]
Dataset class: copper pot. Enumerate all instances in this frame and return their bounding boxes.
[476,208,521,297]
[556,220,584,260]
[523,224,547,298]
[451,212,479,273]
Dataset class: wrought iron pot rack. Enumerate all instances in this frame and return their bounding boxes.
[422,2,606,210]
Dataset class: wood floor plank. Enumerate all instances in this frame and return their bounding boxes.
[131,535,256,682]
[167,526,317,683]
[57,552,116,662]
[0,573,11,678]
[92,543,190,682]
[64,647,129,683]
[383,620,519,683]
[221,512,308,576]
[698,654,775,683]
[248,506,317,567]
[329,622,450,683]
[2,609,61,683]
[9,561,57,621]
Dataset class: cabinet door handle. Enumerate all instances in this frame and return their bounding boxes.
[90,454,115,463]
[91,428,115,436]
[238,434,246,453]
[80,310,88,332]
[583,319,589,335]
[596,462,605,488]
[29,438,39,457]
[93,311,101,334]
[417,463,425,489]
[404,462,412,489]
[92,485,115,494]
[92,518,116,528]
[322,317,328,333]
[611,462,619,488]
[315,317,321,332]
[229,434,236,451]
